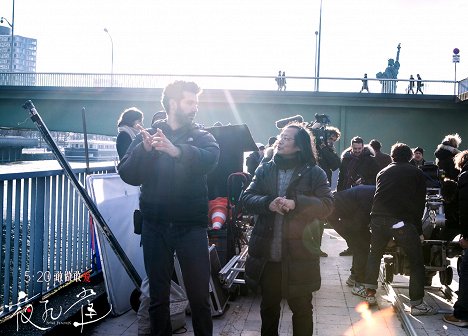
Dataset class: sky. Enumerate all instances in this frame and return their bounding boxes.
[2,0,467,91]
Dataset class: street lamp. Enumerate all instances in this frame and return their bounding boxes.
[316,0,323,92]
[453,48,460,96]
[314,31,318,91]
[103,28,114,86]
[0,14,14,73]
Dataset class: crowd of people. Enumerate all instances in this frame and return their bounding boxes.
[115,79,467,335]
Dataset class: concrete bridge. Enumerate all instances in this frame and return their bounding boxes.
[0,85,467,157]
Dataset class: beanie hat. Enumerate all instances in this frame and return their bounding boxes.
[413,147,424,155]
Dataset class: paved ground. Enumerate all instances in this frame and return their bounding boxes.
[85,229,468,336]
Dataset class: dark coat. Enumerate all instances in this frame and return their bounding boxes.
[371,162,426,234]
[118,121,220,226]
[374,151,392,171]
[246,151,262,176]
[435,143,460,180]
[242,160,334,297]
[337,146,379,191]
[459,163,468,238]
[327,185,375,239]
[318,145,341,183]
[116,131,133,160]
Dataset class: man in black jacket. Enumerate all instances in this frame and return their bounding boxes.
[337,136,379,191]
[118,80,220,336]
[362,143,437,316]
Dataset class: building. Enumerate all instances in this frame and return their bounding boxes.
[0,25,37,85]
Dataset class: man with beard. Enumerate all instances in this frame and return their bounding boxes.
[118,80,220,336]
[336,136,379,256]
[337,136,379,192]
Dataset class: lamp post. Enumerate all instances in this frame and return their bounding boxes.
[103,28,114,86]
[314,31,318,91]
[316,0,323,92]
[453,48,460,96]
[0,12,14,74]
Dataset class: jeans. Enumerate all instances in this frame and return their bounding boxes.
[454,249,468,320]
[141,220,212,336]
[364,216,425,306]
[260,262,313,336]
[346,226,371,284]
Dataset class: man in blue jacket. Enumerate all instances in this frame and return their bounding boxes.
[118,80,220,336]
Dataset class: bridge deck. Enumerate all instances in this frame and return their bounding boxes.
[84,229,468,336]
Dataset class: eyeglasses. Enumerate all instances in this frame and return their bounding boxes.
[277,135,294,142]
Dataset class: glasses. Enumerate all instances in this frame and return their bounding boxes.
[277,135,294,142]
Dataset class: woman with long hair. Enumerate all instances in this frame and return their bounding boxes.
[242,122,333,335]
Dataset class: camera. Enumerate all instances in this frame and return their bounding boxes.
[308,113,332,148]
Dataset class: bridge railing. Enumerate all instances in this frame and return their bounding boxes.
[0,163,115,319]
[0,72,460,96]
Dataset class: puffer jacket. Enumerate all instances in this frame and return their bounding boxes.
[242,160,334,298]
[118,120,220,226]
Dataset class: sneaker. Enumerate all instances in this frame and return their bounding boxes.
[443,314,468,327]
[339,247,353,256]
[411,302,438,316]
[346,275,356,287]
[351,285,367,298]
[320,250,328,257]
[366,288,377,306]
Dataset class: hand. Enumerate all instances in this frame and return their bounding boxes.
[269,197,295,215]
[419,235,425,243]
[137,126,181,158]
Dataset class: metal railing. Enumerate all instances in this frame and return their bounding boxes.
[0,72,461,96]
[0,163,115,319]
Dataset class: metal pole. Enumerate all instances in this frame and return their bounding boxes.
[10,0,15,74]
[104,28,114,86]
[316,0,323,92]
[314,31,318,91]
[454,62,457,96]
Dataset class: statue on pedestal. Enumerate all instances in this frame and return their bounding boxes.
[376,43,401,93]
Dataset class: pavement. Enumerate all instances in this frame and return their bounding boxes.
[84,229,468,336]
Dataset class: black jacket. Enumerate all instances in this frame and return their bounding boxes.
[318,145,341,183]
[371,162,426,234]
[242,160,333,297]
[116,131,133,160]
[459,163,468,238]
[337,146,379,191]
[328,185,375,231]
[118,121,220,226]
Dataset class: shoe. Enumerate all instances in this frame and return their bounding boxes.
[346,275,356,287]
[320,250,328,257]
[411,302,438,316]
[351,285,367,298]
[443,314,468,327]
[366,289,377,306]
[339,248,353,256]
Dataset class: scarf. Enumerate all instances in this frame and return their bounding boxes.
[117,125,138,140]
[273,153,300,170]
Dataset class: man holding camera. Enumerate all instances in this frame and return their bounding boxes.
[316,126,341,185]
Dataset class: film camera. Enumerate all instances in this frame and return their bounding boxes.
[275,113,334,149]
